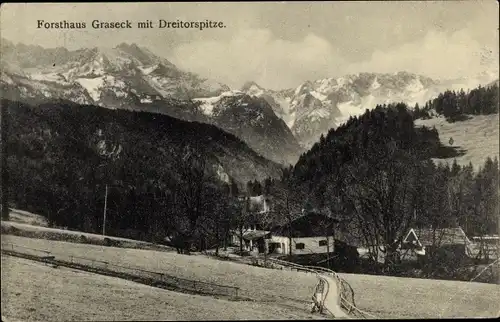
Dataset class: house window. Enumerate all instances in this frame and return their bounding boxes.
[296,243,305,250]
[319,240,327,247]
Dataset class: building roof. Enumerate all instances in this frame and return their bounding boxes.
[404,227,471,247]
[242,230,271,241]
[230,229,270,241]
[471,235,500,240]
[270,211,340,238]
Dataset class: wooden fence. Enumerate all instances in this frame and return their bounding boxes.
[1,242,240,298]
[267,257,378,319]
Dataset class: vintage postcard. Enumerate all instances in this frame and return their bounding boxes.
[0,1,499,320]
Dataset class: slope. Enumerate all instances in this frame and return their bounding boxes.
[338,272,499,318]
[2,98,281,184]
[2,235,318,309]
[194,90,303,165]
[415,114,499,169]
[1,255,322,321]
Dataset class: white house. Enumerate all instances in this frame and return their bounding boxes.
[265,211,338,256]
[401,227,473,261]
[228,195,340,256]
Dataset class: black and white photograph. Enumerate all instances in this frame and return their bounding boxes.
[0,1,499,320]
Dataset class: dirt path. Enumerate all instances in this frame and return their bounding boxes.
[321,274,349,318]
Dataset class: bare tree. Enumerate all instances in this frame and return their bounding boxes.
[340,148,420,271]
[157,145,217,254]
[195,183,233,256]
[231,193,253,255]
[268,178,304,256]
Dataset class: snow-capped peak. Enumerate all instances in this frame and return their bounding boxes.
[1,40,230,107]
[242,71,494,149]
[242,82,265,97]
[193,90,245,116]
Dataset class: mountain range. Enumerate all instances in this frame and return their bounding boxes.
[1,38,497,163]
[240,72,498,148]
[0,39,302,165]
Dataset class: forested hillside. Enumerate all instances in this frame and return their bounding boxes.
[262,103,498,277]
[413,83,498,121]
[1,99,282,250]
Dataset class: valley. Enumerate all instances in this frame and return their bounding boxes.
[1,3,499,320]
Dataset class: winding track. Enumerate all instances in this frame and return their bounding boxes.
[266,258,350,318]
[321,274,349,318]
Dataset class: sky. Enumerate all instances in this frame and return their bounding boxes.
[1,2,498,90]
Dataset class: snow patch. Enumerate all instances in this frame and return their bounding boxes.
[315,78,338,93]
[306,108,331,122]
[193,96,219,116]
[140,97,153,103]
[310,90,327,101]
[294,82,313,96]
[337,99,368,123]
[216,164,230,183]
[246,84,264,97]
[76,75,127,101]
[336,76,351,87]
[138,64,158,75]
[1,72,14,85]
[287,111,297,129]
[193,90,245,116]
[370,77,381,90]
[406,78,424,92]
[76,77,105,101]
[30,72,68,84]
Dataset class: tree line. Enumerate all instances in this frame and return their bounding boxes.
[413,83,498,121]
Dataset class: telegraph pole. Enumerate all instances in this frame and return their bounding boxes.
[102,184,108,235]
[1,103,9,221]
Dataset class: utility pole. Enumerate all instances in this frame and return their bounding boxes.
[325,217,333,270]
[326,236,330,269]
[1,103,9,221]
[103,184,108,236]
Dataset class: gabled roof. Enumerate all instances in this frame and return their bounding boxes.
[270,211,340,238]
[242,230,271,241]
[403,227,471,247]
[230,229,271,241]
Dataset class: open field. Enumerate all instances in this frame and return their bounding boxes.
[338,272,500,319]
[3,235,499,319]
[1,235,318,307]
[1,221,173,252]
[8,209,49,227]
[1,255,324,321]
[415,114,499,169]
